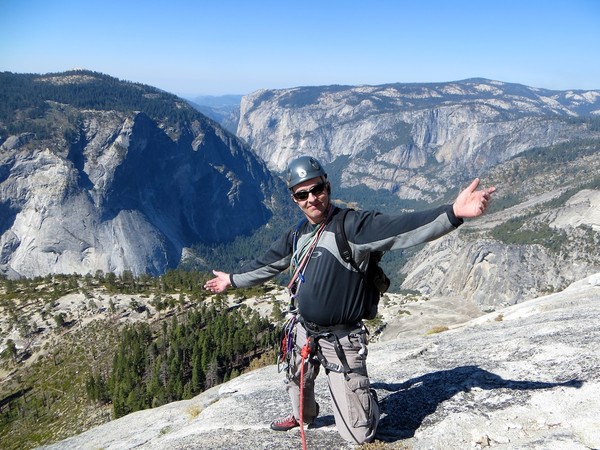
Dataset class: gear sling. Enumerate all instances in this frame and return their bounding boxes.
[281,207,380,379]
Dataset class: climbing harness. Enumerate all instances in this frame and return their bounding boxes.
[301,320,366,379]
[278,206,333,372]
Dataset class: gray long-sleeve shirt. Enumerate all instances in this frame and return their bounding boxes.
[231,205,462,326]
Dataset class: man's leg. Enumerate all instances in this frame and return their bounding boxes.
[272,322,320,430]
[322,331,379,444]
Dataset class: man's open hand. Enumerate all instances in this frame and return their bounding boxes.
[203,270,231,293]
[453,178,496,219]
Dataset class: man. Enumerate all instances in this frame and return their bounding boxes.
[204,155,495,444]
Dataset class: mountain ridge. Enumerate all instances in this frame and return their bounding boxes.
[2,70,600,310]
[237,78,600,204]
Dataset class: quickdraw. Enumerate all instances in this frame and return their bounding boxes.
[276,314,297,373]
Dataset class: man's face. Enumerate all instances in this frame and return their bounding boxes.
[291,177,330,224]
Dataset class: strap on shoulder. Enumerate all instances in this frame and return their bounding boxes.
[292,217,308,251]
[334,208,362,273]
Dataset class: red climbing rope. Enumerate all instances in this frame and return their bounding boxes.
[299,339,312,450]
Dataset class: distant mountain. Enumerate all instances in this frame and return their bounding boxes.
[186,95,242,134]
[0,71,285,278]
[189,94,243,109]
[238,79,600,203]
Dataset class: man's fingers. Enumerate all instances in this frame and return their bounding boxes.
[466,178,480,193]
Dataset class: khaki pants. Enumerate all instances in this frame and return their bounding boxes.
[284,321,380,444]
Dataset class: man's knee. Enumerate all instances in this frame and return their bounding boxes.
[338,378,380,443]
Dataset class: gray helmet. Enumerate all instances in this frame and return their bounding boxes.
[286,156,327,189]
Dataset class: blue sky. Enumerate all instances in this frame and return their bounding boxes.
[1,0,599,96]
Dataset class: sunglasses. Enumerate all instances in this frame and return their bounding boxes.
[292,182,327,201]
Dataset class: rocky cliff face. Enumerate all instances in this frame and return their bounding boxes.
[400,187,600,310]
[0,72,280,278]
[238,79,600,201]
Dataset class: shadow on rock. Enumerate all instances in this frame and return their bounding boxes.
[372,365,583,442]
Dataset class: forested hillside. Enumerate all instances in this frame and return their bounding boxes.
[0,270,282,449]
[0,71,197,135]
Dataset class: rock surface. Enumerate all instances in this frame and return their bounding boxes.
[38,273,600,450]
